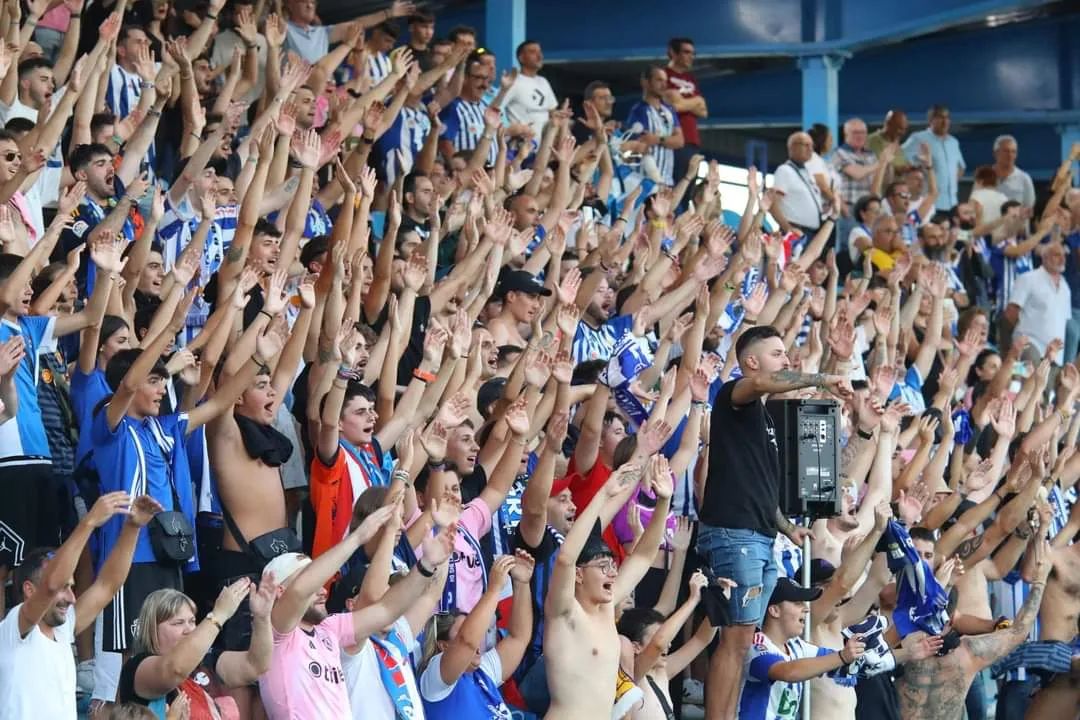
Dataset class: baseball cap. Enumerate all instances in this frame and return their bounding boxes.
[496,269,552,299]
[796,559,836,587]
[263,552,311,586]
[328,563,368,614]
[768,577,823,606]
[550,476,573,498]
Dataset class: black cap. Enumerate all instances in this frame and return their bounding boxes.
[796,559,836,587]
[576,521,615,566]
[327,563,368,614]
[496,269,552,299]
[768,577,823,606]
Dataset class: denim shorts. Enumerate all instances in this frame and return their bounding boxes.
[697,525,778,627]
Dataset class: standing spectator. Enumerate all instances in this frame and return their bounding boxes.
[1062,188,1080,362]
[992,135,1036,209]
[771,131,824,235]
[969,165,1009,227]
[439,57,498,167]
[625,66,683,186]
[664,37,707,181]
[904,105,965,212]
[366,22,400,86]
[831,118,881,214]
[283,0,414,64]
[806,123,840,219]
[501,40,557,140]
[406,10,436,69]
[868,109,913,172]
[1005,242,1071,365]
[698,326,849,720]
[210,1,268,106]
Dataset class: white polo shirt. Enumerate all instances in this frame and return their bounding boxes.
[773,160,823,231]
[1009,266,1071,363]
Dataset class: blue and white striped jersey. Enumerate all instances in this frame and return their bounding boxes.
[571,314,634,364]
[367,51,392,86]
[375,104,431,183]
[105,66,155,181]
[439,98,496,166]
[989,238,1035,312]
[741,634,837,720]
[624,100,679,185]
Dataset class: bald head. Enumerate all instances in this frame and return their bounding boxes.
[883,110,908,140]
[787,131,813,163]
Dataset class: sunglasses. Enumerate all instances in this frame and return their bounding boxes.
[3,152,20,162]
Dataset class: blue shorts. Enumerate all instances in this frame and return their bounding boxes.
[697,525,778,627]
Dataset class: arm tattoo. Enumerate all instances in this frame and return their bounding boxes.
[769,369,826,389]
[775,508,796,535]
[225,244,244,262]
[284,177,300,193]
[964,581,1044,664]
[955,533,985,561]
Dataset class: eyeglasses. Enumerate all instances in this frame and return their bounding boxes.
[3,152,20,162]
[895,192,912,200]
[582,558,618,575]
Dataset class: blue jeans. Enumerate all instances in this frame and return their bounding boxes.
[996,677,1037,719]
[696,525,778,626]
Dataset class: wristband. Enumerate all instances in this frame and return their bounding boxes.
[361,135,375,145]
[204,612,223,631]
[856,426,875,440]
[253,352,269,367]
[244,41,257,50]
[427,459,447,471]
[206,12,218,19]
[70,13,81,18]
[650,219,667,230]
[259,309,274,321]
[416,559,435,577]
[413,368,436,383]
[140,81,155,91]
[111,134,125,146]
[617,216,629,224]
[337,364,361,381]
[147,109,162,117]
[691,400,709,410]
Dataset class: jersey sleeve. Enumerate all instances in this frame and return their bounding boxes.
[624,103,648,136]
[746,643,785,681]
[439,102,460,140]
[418,653,457,702]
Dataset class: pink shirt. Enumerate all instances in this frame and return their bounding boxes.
[412,497,491,613]
[38,5,70,32]
[259,613,355,720]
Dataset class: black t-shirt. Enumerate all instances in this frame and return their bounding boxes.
[371,294,431,387]
[854,671,903,720]
[700,379,780,535]
[118,652,174,708]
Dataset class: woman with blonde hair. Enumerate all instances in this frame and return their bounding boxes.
[115,573,277,719]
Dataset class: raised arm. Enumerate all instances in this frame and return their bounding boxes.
[613,455,673,603]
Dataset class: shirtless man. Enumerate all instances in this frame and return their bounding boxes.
[896,537,1052,719]
[545,457,671,720]
[486,269,551,347]
[1023,500,1080,719]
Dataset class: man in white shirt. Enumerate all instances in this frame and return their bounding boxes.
[992,135,1036,210]
[771,131,824,234]
[1006,243,1071,365]
[502,40,557,140]
[0,492,159,720]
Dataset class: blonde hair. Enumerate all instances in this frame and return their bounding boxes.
[132,589,196,656]
[104,703,158,720]
[419,611,462,673]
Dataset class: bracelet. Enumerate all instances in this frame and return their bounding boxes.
[427,459,447,471]
[190,131,202,141]
[617,216,629,224]
[111,134,125,146]
[140,81,155,91]
[691,400,709,410]
[206,12,218,19]
[416,559,435,577]
[337,364,361,381]
[244,41,257,50]
[856,426,875,440]
[253,352,269,366]
[838,648,850,665]
[742,318,757,326]
[650,220,668,229]
[413,368,437,383]
[392,468,411,483]
[361,135,375,145]
[70,13,81,18]
[147,109,162,118]
[205,612,223,631]
[259,309,274,320]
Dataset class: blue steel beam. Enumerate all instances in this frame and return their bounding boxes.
[485,0,525,75]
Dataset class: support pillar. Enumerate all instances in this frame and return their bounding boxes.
[798,54,844,143]
[485,0,525,75]
[1059,123,1080,186]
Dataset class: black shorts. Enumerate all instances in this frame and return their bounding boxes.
[0,461,56,569]
[102,562,183,653]
[214,549,268,652]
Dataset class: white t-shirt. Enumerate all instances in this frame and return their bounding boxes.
[773,161,823,231]
[1009,266,1071,363]
[341,617,424,720]
[0,604,77,720]
[502,73,557,139]
[419,647,503,701]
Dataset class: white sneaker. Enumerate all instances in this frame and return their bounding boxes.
[76,659,95,698]
[682,678,705,705]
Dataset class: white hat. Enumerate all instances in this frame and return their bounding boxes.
[264,552,311,585]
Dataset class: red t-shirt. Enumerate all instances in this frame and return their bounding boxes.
[665,68,702,146]
[565,456,626,564]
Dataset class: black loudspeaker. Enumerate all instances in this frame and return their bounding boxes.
[765,399,842,520]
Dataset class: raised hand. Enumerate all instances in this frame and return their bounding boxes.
[670,516,694,551]
[647,454,674,499]
[262,269,289,315]
[841,634,867,665]
[247,571,279,620]
[354,499,400,545]
[505,395,530,436]
[638,419,673,456]
[421,522,457,568]
[90,235,127,275]
[0,335,24,378]
[420,420,449,462]
[509,549,536,583]
[436,392,472,429]
[213,577,253,621]
[403,251,428,292]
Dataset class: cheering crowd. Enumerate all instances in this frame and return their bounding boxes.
[0,0,1077,719]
